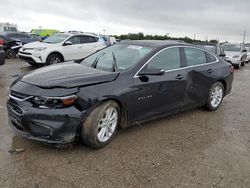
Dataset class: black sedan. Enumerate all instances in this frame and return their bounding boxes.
[0,34,22,58]
[7,41,234,148]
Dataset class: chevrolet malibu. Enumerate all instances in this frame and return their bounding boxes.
[7,41,234,149]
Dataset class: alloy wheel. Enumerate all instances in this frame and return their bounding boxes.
[50,57,61,64]
[7,50,16,58]
[210,85,223,108]
[97,107,118,142]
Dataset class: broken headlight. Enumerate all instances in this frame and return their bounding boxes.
[32,95,77,108]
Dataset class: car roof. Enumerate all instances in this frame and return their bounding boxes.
[223,43,240,46]
[193,42,217,46]
[60,31,99,37]
[120,40,187,48]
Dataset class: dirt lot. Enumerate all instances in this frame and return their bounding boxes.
[0,58,250,188]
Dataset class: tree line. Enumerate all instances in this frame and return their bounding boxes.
[111,32,218,44]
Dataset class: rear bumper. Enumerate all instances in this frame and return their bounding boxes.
[7,100,83,145]
[224,71,234,96]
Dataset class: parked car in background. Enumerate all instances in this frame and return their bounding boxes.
[194,43,226,59]
[109,36,116,44]
[0,34,22,58]
[18,32,107,66]
[99,35,111,46]
[222,43,247,69]
[244,43,250,63]
[1,32,41,45]
[7,41,234,148]
[31,29,59,40]
[0,23,18,33]
[0,39,5,65]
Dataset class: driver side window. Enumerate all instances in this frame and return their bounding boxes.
[67,36,81,45]
[147,47,181,71]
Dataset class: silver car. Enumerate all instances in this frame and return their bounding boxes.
[223,43,247,69]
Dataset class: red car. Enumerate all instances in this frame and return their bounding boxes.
[0,39,5,65]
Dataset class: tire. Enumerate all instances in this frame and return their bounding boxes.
[45,53,62,65]
[206,82,225,111]
[241,61,245,67]
[6,49,16,59]
[234,63,241,69]
[81,101,120,149]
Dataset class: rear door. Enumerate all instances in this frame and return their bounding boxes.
[182,47,219,108]
[132,47,187,121]
[79,35,103,58]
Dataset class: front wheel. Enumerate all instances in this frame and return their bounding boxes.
[206,82,224,111]
[81,101,120,149]
[45,54,62,65]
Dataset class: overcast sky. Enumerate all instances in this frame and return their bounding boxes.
[0,0,249,42]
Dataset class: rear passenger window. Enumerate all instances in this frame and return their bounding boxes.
[206,52,217,63]
[184,47,206,66]
[148,47,181,71]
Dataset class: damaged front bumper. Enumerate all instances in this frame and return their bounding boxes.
[7,98,83,145]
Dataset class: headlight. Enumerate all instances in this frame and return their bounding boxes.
[34,47,47,52]
[233,55,240,58]
[32,95,77,108]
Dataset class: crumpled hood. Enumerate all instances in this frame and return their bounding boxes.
[224,51,241,58]
[21,62,119,88]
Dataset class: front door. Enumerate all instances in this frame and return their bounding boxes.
[132,47,186,122]
[62,35,83,60]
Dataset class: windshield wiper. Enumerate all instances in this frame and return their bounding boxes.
[112,51,118,72]
[92,52,105,68]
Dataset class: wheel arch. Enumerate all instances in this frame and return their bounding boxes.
[46,51,65,62]
[217,79,227,96]
[101,98,129,128]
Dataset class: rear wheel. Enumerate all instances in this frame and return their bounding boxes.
[241,60,245,67]
[81,101,120,149]
[235,63,241,69]
[6,49,16,59]
[46,54,62,65]
[206,82,224,111]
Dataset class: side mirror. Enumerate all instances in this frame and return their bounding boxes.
[64,41,72,46]
[138,68,165,76]
[242,49,247,53]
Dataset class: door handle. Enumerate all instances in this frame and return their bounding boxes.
[207,69,214,73]
[175,74,184,80]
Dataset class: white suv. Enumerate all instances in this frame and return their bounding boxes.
[18,32,106,66]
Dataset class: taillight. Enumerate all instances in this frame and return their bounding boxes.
[0,39,3,46]
[230,65,234,73]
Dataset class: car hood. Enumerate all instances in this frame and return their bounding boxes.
[224,51,241,57]
[20,62,119,88]
[22,41,54,48]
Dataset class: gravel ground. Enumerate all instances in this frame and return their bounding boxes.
[0,59,250,188]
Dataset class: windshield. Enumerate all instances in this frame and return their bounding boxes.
[223,44,241,52]
[43,33,69,44]
[197,45,216,53]
[81,44,153,72]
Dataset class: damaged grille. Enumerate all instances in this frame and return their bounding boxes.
[7,102,24,115]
